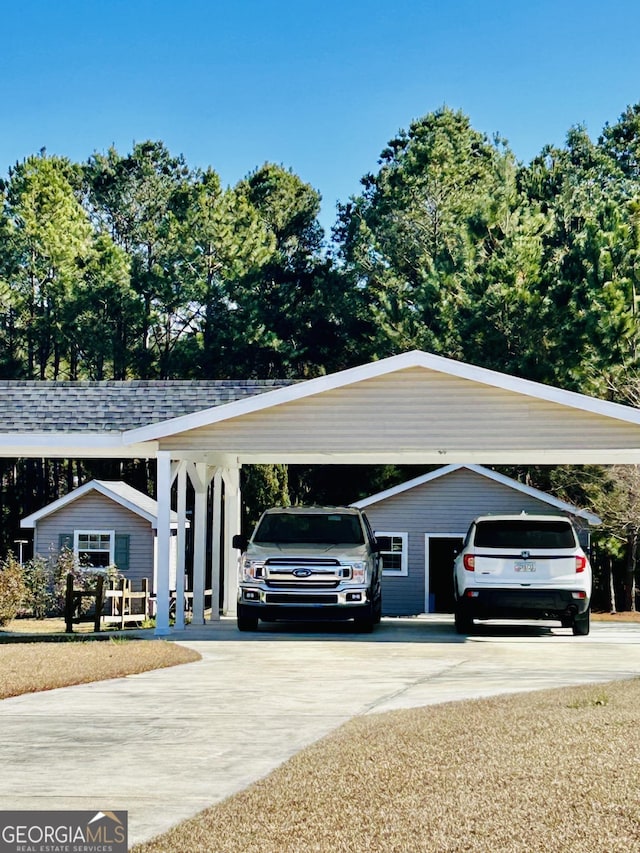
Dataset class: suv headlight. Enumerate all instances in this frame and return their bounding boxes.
[344,561,367,583]
[241,559,265,581]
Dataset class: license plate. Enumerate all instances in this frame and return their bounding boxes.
[514,561,536,572]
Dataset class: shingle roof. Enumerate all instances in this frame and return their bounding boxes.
[0,380,298,432]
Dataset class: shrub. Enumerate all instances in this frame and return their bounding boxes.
[0,554,28,626]
[51,548,122,617]
[22,555,54,619]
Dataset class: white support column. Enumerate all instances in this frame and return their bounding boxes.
[190,461,209,627]
[174,462,188,631]
[209,469,222,622]
[223,465,241,615]
[155,451,172,637]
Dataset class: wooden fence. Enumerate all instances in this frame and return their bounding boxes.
[103,578,150,629]
[64,574,150,633]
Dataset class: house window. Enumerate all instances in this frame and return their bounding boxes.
[375,532,408,577]
[74,530,115,569]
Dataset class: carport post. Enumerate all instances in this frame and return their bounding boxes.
[174,461,188,631]
[154,451,172,636]
[191,462,209,626]
[208,469,222,622]
[223,465,241,615]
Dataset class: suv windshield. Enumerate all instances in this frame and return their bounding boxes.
[253,512,365,545]
[474,520,576,549]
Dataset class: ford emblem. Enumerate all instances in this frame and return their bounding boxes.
[293,568,312,577]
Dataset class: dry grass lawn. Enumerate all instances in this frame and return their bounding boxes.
[0,639,200,699]
[133,678,640,853]
[592,610,640,622]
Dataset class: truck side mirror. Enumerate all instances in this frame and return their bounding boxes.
[232,534,247,550]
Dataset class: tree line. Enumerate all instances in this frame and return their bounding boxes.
[2,104,640,609]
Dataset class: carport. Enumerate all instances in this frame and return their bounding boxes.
[3,349,640,636]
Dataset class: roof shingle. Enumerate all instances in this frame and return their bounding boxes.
[0,380,297,433]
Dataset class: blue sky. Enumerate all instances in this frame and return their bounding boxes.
[2,0,640,234]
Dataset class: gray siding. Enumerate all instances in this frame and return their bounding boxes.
[363,468,589,616]
[34,493,155,589]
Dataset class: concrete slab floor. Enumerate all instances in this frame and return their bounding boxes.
[1,616,639,846]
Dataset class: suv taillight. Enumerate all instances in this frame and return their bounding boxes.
[463,555,475,571]
[575,555,587,573]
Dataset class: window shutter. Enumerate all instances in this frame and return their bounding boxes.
[58,533,73,552]
[114,534,130,571]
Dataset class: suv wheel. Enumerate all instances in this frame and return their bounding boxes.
[237,604,259,632]
[572,609,590,636]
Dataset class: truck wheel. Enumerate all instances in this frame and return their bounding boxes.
[354,605,375,633]
[237,604,259,632]
[454,602,474,635]
[373,595,382,624]
[572,609,590,636]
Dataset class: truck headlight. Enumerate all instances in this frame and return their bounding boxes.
[241,559,264,581]
[345,561,367,583]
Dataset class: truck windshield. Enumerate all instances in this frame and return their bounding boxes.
[253,513,365,545]
[474,520,576,549]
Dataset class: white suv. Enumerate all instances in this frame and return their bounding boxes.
[453,514,591,635]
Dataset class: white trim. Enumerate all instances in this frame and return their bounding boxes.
[375,531,409,577]
[123,349,640,443]
[0,433,155,458]
[424,533,465,614]
[154,451,172,637]
[73,529,115,568]
[238,449,640,465]
[174,463,188,631]
[353,463,601,525]
[21,480,181,529]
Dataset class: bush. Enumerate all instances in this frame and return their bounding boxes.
[0,554,27,626]
[51,548,121,617]
[22,555,54,619]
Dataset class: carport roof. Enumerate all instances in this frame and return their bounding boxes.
[2,351,640,465]
[123,350,640,443]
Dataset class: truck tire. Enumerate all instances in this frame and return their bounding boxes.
[354,604,375,633]
[572,609,590,636]
[373,594,382,624]
[237,604,259,632]
[454,601,474,635]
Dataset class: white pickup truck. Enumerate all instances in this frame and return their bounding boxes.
[453,514,592,635]
[233,506,382,632]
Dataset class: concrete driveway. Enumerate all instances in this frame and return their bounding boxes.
[2,616,640,846]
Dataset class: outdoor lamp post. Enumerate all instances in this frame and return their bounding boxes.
[14,539,28,565]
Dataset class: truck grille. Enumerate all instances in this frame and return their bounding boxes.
[264,557,347,588]
[264,593,339,605]
[265,558,341,566]
[266,581,340,589]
